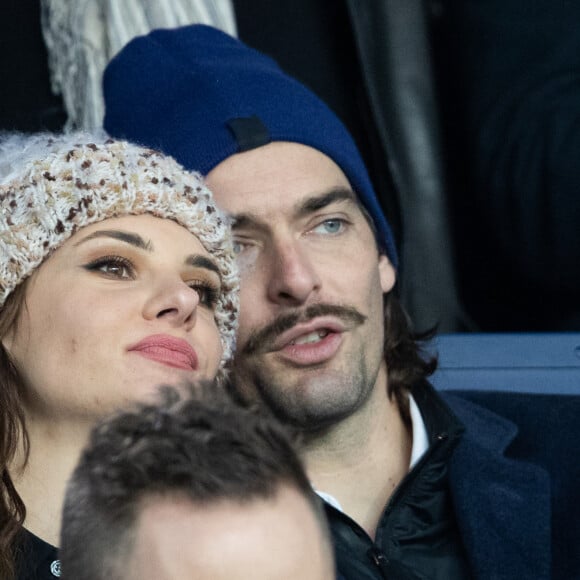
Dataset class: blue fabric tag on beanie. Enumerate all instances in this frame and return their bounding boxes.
[227,116,271,152]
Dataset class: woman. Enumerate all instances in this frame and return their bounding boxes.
[0,132,239,579]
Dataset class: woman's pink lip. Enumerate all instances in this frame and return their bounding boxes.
[128,334,198,371]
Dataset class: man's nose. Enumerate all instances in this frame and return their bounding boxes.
[266,240,321,306]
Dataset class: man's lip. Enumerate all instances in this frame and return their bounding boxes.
[127,334,199,371]
[270,318,346,352]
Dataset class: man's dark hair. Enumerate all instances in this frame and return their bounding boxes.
[356,193,438,418]
[59,384,326,580]
[383,292,438,425]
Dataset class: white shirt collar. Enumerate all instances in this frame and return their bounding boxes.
[408,393,429,469]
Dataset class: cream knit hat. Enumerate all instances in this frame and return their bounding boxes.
[0,132,238,366]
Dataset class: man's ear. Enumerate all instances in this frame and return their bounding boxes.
[378,254,396,294]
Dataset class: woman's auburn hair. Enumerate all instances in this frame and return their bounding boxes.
[0,282,29,580]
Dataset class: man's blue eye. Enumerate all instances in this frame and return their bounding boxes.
[319,219,343,234]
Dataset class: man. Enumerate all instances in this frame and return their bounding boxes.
[103,25,580,579]
[59,386,335,580]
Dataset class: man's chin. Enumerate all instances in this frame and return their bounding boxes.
[244,371,359,427]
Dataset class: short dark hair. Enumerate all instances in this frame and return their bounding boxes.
[59,384,327,580]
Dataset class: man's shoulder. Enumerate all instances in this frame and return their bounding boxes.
[441,389,580,436]
[440,388,580,477]
[439,389,580,579]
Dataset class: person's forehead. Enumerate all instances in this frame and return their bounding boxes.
[68,214,208,253]
[207,142,355,217]
[131,488,331,579]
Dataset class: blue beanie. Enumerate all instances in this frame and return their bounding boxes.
[104,24,398,266]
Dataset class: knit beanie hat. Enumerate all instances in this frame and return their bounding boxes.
[0,132,238,367]
[103,24,398,267]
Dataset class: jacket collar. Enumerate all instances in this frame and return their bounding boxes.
[442,392,551,579]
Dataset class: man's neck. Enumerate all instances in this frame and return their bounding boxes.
[303,366,412,538]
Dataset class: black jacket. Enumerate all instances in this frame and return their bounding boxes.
[328,385,580,579]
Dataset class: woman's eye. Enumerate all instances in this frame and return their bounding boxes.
[84,256,135,279]
[189,281,219,309]
[313,219,346,235]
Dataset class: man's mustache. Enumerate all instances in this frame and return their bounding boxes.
[242,303,367,355]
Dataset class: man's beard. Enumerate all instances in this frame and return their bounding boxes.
[232,303,382,431]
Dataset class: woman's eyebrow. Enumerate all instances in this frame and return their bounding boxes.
[185,254,221,277]
[74,229,152,251]
[73,230,219,275]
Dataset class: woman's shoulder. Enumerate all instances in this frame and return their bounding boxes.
[15,528,60,579]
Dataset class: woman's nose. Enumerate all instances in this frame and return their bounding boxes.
[142,276,200,329]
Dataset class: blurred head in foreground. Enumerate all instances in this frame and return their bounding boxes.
[60,385,335,580]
